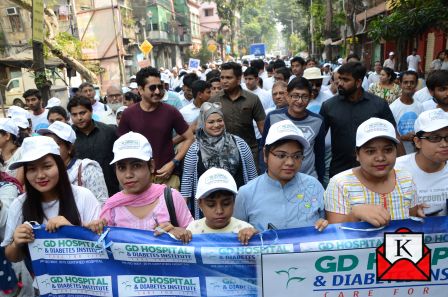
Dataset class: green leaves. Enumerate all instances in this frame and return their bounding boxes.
[369,0,448,41]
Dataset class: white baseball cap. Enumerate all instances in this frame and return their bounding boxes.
[7,106,31,120]
[46,97,61,109]
[303,67,325,80]
[12,116,29,129]
[37,121,76,144]
[265,120,310,150]
[129,82,138,89]
[195,168,237,199]
[414,109,448,133]
[389,52,395,56]
[0,118,19,136]
[337,58,344,64]
[9,136,60,170]
[110,132,152,164]
[356,118,399,147]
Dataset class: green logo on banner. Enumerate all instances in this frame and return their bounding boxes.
[275,267,305,288]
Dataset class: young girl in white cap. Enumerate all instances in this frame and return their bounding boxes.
[38,121,108,205]
[325,118,426,227]
[86,132,193,243]
[1,136,100,263]
[187,168,258,245]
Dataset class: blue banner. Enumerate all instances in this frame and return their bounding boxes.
[29,217,448,296]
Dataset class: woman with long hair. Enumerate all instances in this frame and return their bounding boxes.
[38,121,108,205]
[1,136,100,263]
[181,102,257,219]
[368,67,401,104]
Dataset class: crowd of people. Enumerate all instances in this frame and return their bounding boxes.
[1,50,448,295]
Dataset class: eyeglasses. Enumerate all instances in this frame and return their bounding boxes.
[147,84,164,92]
[289,94,310,102]
[418,135,448,143]
[106,94,122,98]
[270,151,304,161]
[201,102,222,111]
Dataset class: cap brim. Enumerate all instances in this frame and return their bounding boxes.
[357,135,399,147]
[9,152,55,170]
[109,152,151,165]
[266,135,310,150]
[195,186,238,200]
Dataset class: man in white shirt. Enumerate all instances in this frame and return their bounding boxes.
[179,73,199,108]
[367,61,382,87]
[383,52,396,70]
[289,56,306,82]
[395,109,448,216]
[78,82,114,124]
[389,70,423,153]
[243,67,275,110]
[422,70,448,112]
[180,80,211,125]
[23,89,49,132]
[407,48,422,73]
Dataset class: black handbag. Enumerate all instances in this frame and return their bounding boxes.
[164,186,179,227]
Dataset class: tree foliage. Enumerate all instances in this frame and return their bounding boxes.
[369,0,448,41]
[9,0,98,82]
[239,0,276,53]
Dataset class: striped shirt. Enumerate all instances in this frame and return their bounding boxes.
[181,135,258,219]
[324,169,416,220]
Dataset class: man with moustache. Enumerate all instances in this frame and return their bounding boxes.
[68,96,119,195]
[117,67,194,189]
[319,62,402,177]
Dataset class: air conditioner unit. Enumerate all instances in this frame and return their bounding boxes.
[6,7,18,16]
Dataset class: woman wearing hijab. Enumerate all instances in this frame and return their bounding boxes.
[181,102,257,219]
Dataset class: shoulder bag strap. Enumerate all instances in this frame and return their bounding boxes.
[164,186,179,227]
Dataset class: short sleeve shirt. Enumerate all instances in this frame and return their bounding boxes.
[117,102,189,170]
[324,169,416,220]
[209,88,266,150]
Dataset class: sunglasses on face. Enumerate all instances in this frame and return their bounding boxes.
[147,84,164,92]
[201,102,222,111]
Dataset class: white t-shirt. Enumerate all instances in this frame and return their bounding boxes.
[422,100,437,112]
[389,99,423,154]
[395,153,448,216]
[383,59,395,70]
[187,217,253,234]
[30,109,49,132]
[262,76,274,91]
[413,87,432,103]
[249,87,275,110]
[367,72,380,86]
[1,185,100,247]
[92,101,115,125]
[407,55,421,71]
[180,102,200,124]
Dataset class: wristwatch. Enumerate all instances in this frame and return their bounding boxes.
[172,158,180,167]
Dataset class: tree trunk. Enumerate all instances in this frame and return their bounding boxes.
[324,0,333,61]
[10,0,98,83]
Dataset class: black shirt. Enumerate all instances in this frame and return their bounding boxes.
[319,91,397,177]
[73,120,119,196]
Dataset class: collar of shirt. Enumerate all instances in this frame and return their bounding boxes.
[72,119,99,135]
[263,172,301,189]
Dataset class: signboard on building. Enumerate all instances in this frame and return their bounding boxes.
[32,0,44,43]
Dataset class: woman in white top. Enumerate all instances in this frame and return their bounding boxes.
[1,136,100,264]
[0,118,26,183]
[38,121,108,205]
